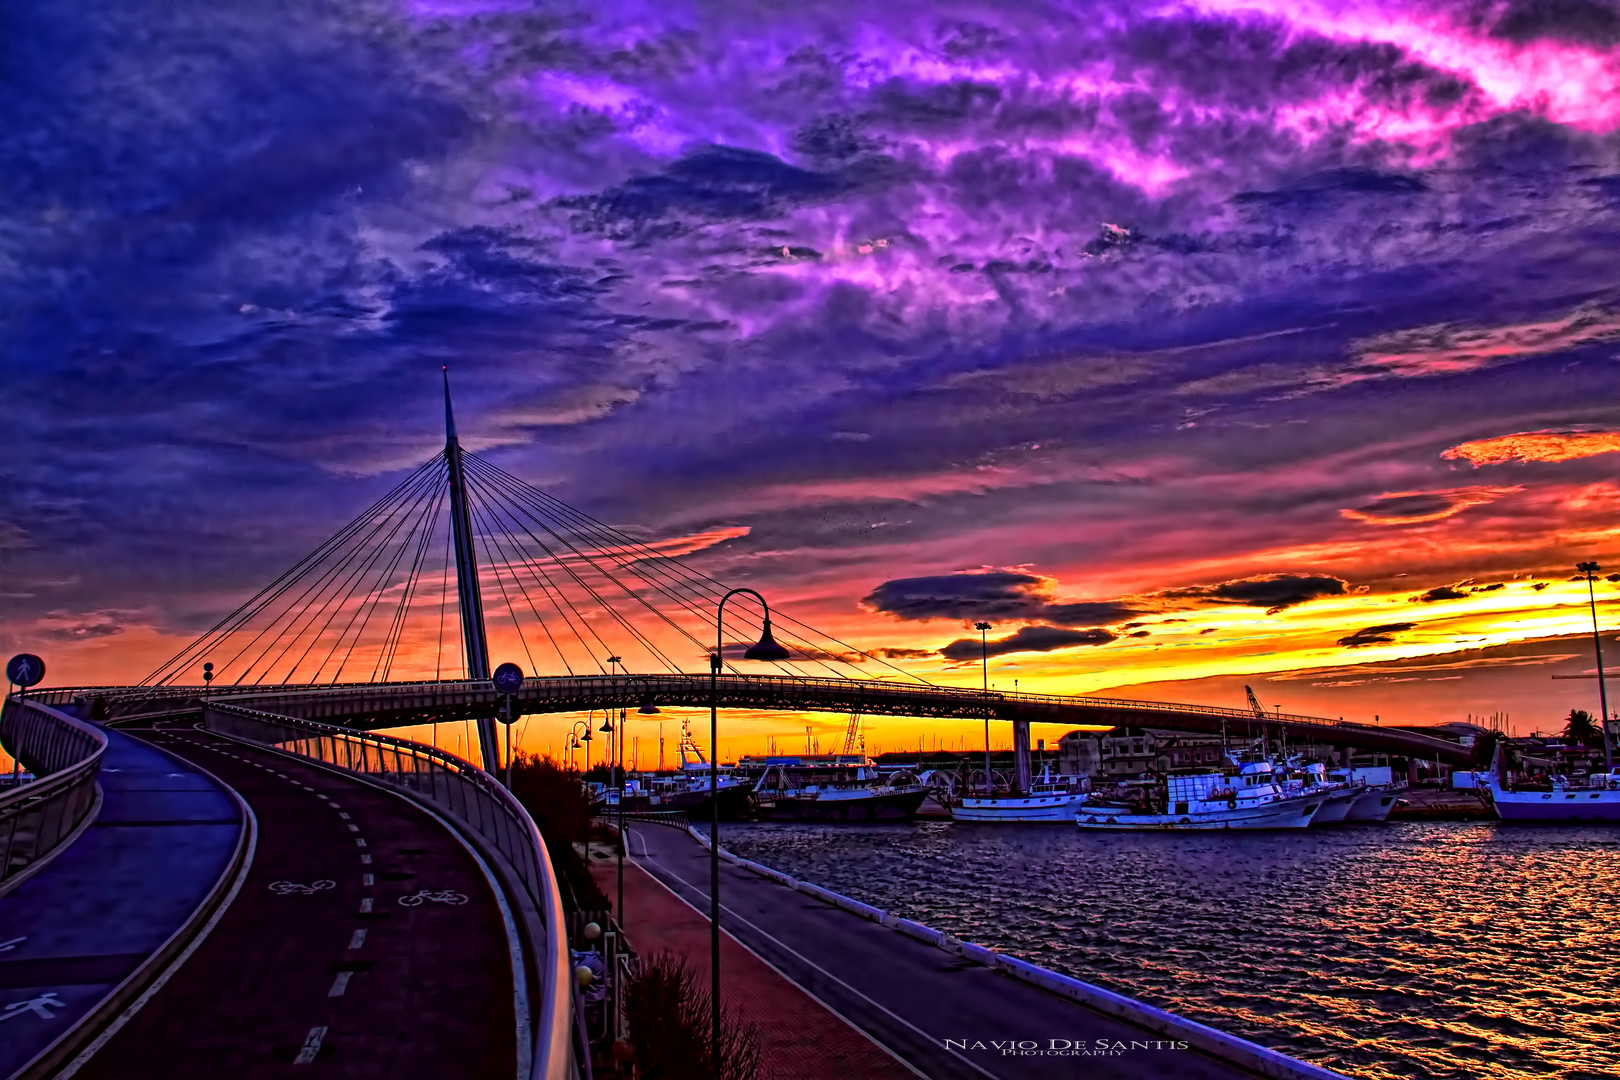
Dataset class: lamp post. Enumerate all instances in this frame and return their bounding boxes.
[709,589,791,1070]
[613,676,661,928]
[975,622,992,793]
[1577,562,1614,772]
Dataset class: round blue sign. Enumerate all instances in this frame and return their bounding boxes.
[491,662,524,695]
[6,653,45,688]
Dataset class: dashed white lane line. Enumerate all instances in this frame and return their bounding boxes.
[360,854,372,865]
[355,838,367,848]
[362,874,374,886]
[328,972,352,997]
[359,898,373,913]
[338,812,351,820]
[294,1026,327,1065]
[348,929,367,949]
[347,824,360,833]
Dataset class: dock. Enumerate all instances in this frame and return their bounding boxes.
[620,820,1345,1080]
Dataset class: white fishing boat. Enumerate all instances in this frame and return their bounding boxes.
[950,764,1090,823]
[1328,765,1403,822]
[1076,760,1327,830]
[1286,761,1358,825]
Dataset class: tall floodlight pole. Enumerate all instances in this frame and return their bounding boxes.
[1577,562,1614,771]
[442,369,498,772]
[975,622,993,793]
[709,589,790,1071]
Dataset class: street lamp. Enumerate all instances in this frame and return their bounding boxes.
[975,622,993,793]
[709,589,790,1068]
[1576,562,1614,772]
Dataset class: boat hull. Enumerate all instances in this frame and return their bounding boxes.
[1308,790,1359,825]
[758,788,929,822]
[1486,786,1620,822]
[662,785,755,821]
[1344,786,1401,822]
[952,793,1088,822]
[1076,796,1326,830]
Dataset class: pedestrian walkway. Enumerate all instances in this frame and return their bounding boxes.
[626,822,1288,1080]
[0,728,244,1080]
[589,839,914,1080]
[69,721,518,1079]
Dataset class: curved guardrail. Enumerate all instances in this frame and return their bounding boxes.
[1,695,108,889]
[202,700,572,1080]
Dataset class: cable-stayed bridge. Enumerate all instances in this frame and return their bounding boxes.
[0,373,1454,1080]
[106,370,1461,771]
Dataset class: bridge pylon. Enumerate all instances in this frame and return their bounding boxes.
[443,368,499,772]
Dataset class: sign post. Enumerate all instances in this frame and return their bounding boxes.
[491,663,524,788]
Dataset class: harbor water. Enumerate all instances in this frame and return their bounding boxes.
[707,820,1620,1080]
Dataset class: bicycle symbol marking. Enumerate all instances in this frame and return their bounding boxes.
[398,889,468,907]
[2,993,64,1022]
[269,880,336,896]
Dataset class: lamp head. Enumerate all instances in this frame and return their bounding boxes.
[1577,561,1601,575]
[743,619,793,662]
[638,698,662,715]
[582,731,593,742]
[600,716,615,732]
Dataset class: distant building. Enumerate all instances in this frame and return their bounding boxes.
[1058,726,1226,778]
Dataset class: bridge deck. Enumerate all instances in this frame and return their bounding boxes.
[0,727,243,1080]
[626,822,1272,1080]
[69,722,517,1079]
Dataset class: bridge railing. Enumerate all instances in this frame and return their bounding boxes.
[1,695,108,889]
[202,701,572,1080]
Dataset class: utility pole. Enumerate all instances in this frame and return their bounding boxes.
[442,369,498,772]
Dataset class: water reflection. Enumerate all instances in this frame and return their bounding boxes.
[715,822,1620,1080]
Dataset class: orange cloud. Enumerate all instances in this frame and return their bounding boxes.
[1443,430,1620,466]
[1340,486,1521,525]
[1348,305,1620,379]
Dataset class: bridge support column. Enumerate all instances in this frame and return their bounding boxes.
[1013,719,1032,793]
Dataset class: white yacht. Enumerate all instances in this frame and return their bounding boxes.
[1075,759,1327,830]
[950,764,1090,823]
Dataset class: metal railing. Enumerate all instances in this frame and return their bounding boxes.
[202,701,572,1080]
[1,695,108,888]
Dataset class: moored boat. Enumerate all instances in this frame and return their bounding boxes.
[949,764,1091,823]
[752,761,929,822]
[1076,759,1327,830]
[1479,767,1620,823]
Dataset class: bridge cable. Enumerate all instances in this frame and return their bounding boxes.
[465,456,847,681]
[142,457,442,685]
[467,455,929,685]
[469,462,714,673]
[213,462,445,685]
[266,467,446,683]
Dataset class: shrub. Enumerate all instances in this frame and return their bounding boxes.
[625,951,763,1080]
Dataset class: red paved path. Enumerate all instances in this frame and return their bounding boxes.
[591,829,913,1080]
[75,723,516,1079]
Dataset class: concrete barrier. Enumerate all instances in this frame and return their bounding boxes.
[890,918,944,946]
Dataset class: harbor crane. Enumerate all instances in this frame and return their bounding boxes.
[839,711,863,759]
[1245,685,1272,755]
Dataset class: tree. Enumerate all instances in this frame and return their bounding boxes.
[1563,709,1602,747]
[1471,730,1504,771]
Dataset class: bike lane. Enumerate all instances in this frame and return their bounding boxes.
[70,723,516,1080]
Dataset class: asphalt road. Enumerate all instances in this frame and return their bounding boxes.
[627,821,1268,1080]
[70,722,517,1079]
[0,728,241,1080]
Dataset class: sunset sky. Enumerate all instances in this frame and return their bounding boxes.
[4,0,1620,760]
